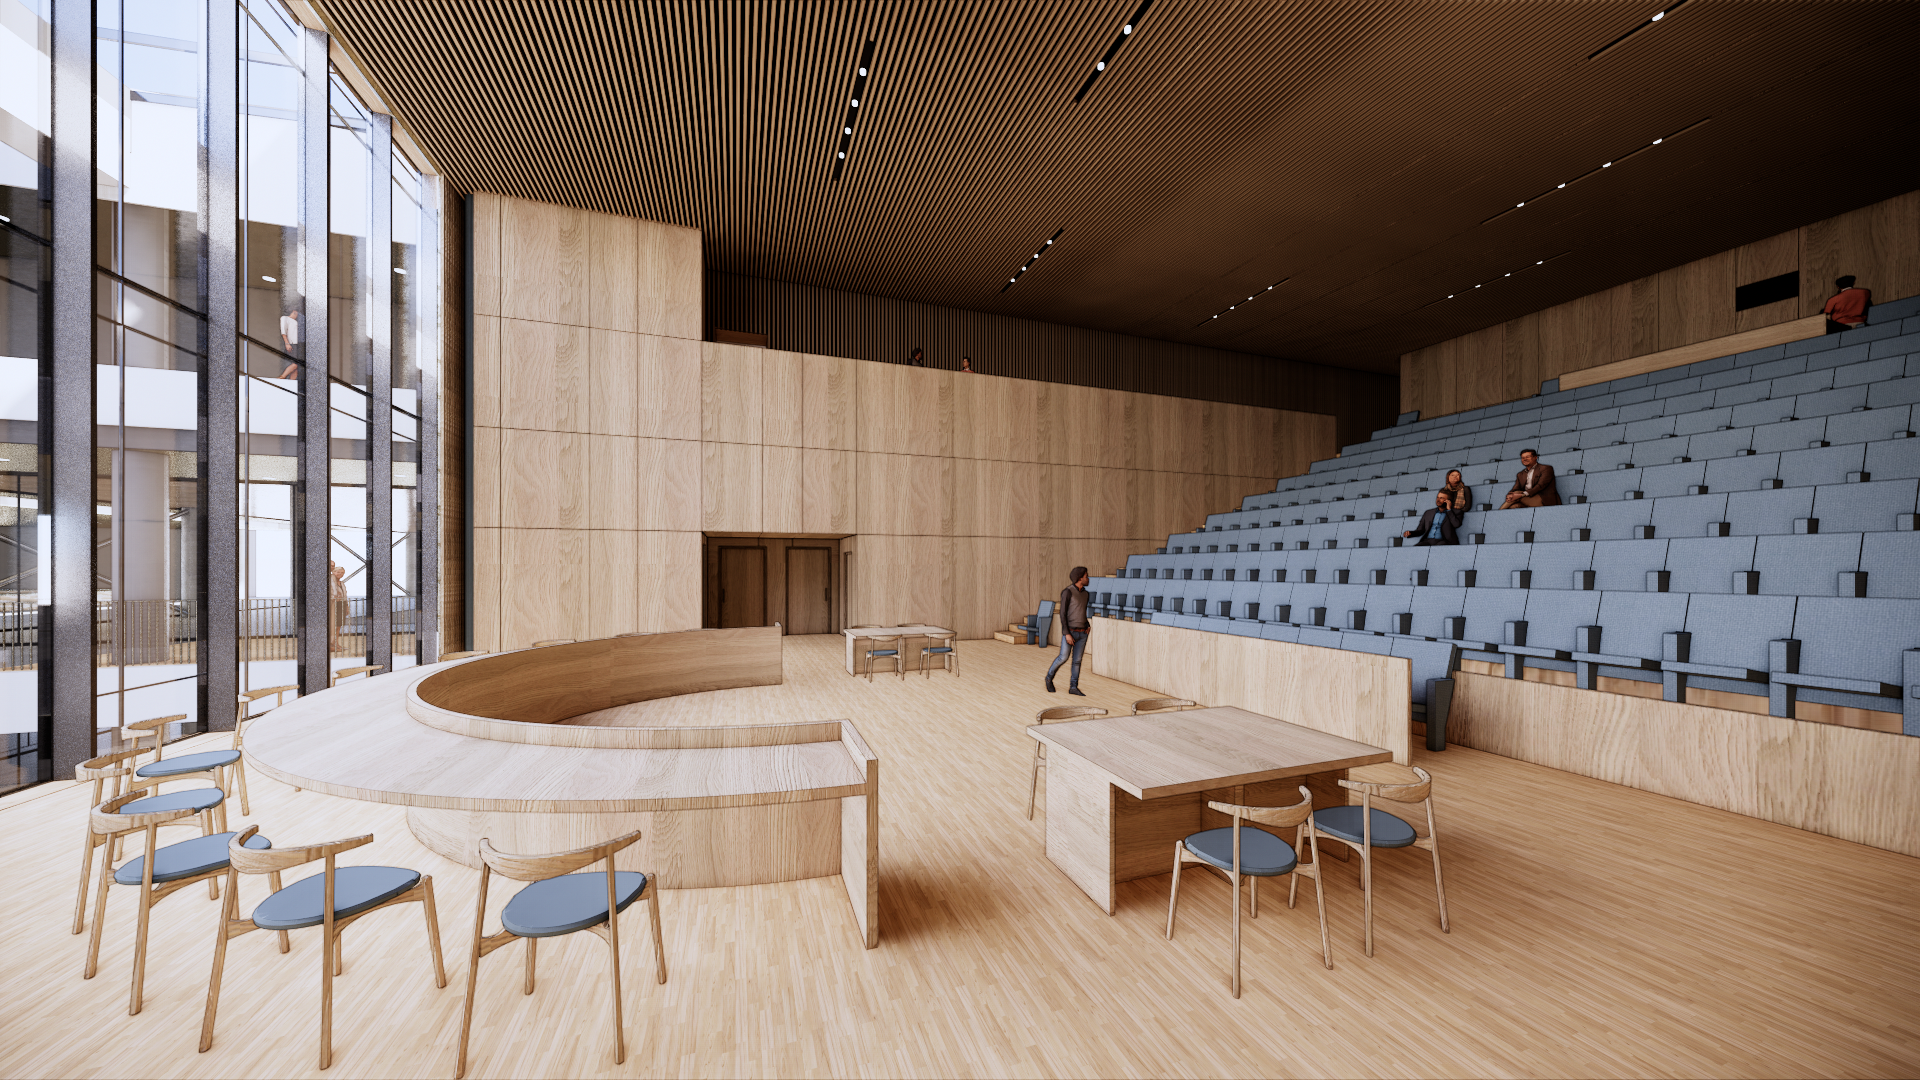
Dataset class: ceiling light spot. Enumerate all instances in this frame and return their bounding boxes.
[1652,137,1663,144]
[1096,61,1105,70]
[1075,0,1153,104]
[1517,202,1525,208]
[1558,183,1566,189]
[1124,24,1133,33]
[858,66,867,76]
[851,99,859,107]
[844,127,851,134]
[262,275,276,283]
[1603,161,1611,167]
[1537,260,1544,264]
[838,152,845,158]
[393,267,406,274]
[1651,10,1663,20]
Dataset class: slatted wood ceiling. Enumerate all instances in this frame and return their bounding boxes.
[320,0,1920,375]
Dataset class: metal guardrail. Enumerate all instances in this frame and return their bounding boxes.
[0,596,421,670]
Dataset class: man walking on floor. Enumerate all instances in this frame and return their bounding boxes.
[1047,566,1093,696]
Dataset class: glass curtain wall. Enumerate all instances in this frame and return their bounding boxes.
[0,0,52,788]
[1,0,438,795]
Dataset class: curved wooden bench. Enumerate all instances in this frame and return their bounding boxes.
[243,627,879,947]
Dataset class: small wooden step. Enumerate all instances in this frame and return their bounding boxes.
[992,631,1022,644]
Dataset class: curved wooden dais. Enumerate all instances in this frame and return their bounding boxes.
[243,628,879,947]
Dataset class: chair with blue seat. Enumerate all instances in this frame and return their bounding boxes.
[1810,477,1919,534]
[123,713,240,832]
[1028,705,1107,820]
[1312,763,1449,958]
[1650,492,1730,539]
[1584,499,1655,540]
[1704,452,1783,495]
[1394,638,1460,750]
[71,749,227,937]
[1862,532,1920,598]
[1724,486,1815,535]
[1659,593,1798,703]
[1778,443,1867,488]
[1589,538,1669,592]
[1865,436,1920,480]
[1636,460,1707,500]
[1501,589,1601,679]
[1750,417,1829,455]
[1824,403,1914,446]
[1752,533,1863,596]
[201,828,447,1070]
[1794,384,1871,419]
[1018,600,1054,646]
[1452,589,1529,659]
[1664,535,1758,594]
[1166,785,1333,994]
[232,684,300,815]
[1770,597,1920,722]
[852,629,903,680]
[918,632,958,676]
[1572,591,1689,688]
[455,829,665,1078]
[1469,542,1530,588]
[1525,539,1597,591]
[1679,425,1753,460]
[81,785,276,1015]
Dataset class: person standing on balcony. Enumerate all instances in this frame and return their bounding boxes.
[328,560,347,654]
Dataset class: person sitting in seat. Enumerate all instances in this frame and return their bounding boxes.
[1405,469,1469,545]
[1500,449,1559,510]
[1823,275,1872,333]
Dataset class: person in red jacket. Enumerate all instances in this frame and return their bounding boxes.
[1823,276,1871,333]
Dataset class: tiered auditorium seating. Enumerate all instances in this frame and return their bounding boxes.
[1091,296,1920,734]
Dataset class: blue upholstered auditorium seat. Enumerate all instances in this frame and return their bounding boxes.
[1585,499,1654,541]
[1406,585,1468,640]
[1715,381,1777,410]
[1865,437,1920,480]
[1591,539,1669,592]
[1753,533,1863,596]
[1724,487,1815,535]
[1361,584,1416,636]
[1524,539,1595,590]
[1868,376,1920,409]
[1423,546,1478,587]
[1704,452,1781,492]
[1582,468,1644,504]
[1651,492,1729,538]
[1680,426,1753,460]
[1580,591,1687,677]
[1660,593,1797,699]
[1731,397,1799,428]
[1324,583,1372,630]
[1825,404,1914,446]
[1639,461,1707,501]
[1778,597,1920,716]
[1746,355,1808,382]
[1470,541,1531,587]
[1779,444,1867,487]
[1862,533,1920,598]
[1456,589,1529,656]
[1530,503,1591,540]
[1665,535,1757,594]
[1502,589,1602,677]
[1674,405,1734,436]
[1750,417,1829,455]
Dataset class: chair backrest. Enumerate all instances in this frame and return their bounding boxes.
[1206,785,1314,832]
[1338,763,1433,804]
[477,828,645,882]
[848,624,880,629]
[438,650,487,660]
[75,747,147,802]
[330,664,383,686]
[121,713,189,758]
[1131,697,1197,715]
[227,826,372,877]
[531,639,575,648]
[1036,706,1106,723]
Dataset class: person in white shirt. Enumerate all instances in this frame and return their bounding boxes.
[278,309,300,379]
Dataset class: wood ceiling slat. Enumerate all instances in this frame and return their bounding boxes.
[318,0,1920,375]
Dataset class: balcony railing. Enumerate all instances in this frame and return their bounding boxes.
[0,596,422,671]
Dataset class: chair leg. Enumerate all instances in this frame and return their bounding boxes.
[1308,868,1333,969]
[85,843,113,980]
[1230,866,1242,999]
[199,873,238,1054]
[1360,843,1374,958]
[1426,806,1450,933]
[1165,844,1184,940]
[647,884,667,985]
[319,921,335,1070]
[606,912,625,1065]
[73,831,95,935]
[270,872,290,952]
[420,877,448,987]
[525,936,537,994]
[1250,873,1259,919]
[1026,743,1044,820]
[233,756,249,817]
[333,927,344,976]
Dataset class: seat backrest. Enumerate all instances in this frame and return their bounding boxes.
[1638,460,1707,500]
[1650,492,1730,538]
[1406,586,1469,639]
[1470,542,1529,584]
[1790,596,1920,686]
[1590,538,1669,592]
[1753,533,1863,596]
[1704,452,1784,494]
[1664,535,1757,594]
[1724,486,1816,536]
[1778,443,1867,488]
[1518,590,1601,648]
[1864,436,1920,481]
[1750,416,1829,455]
[1680,594,1797,672]
[1811,477,1919,534]
[1523,539,1596,590]
[1585,499,1655,541]
[1861,532,1920,598]
[1390,638,1460,705]
[1132,697,1196,715]
[479,828,644,882]
[1036,705,1106,723]
[1824,403,1912,445]
[1591,591,1689,660]
[1530,502,1592,539]
[1460,589,1528,643]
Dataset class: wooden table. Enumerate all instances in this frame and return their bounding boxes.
[843,625,951,675]
[1028,706,1393,913]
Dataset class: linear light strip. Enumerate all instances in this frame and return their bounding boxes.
[1195,278,1290,328]
[1000,228,1065,292]
[1481,117,1709,226]
[1072,0,1153,104]
[1429,251,1573,309]
[1588,0,1689,61]
[831,40,876,182]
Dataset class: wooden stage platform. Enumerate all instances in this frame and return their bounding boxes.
[3,635,1918,1078]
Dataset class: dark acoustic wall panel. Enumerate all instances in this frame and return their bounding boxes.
[708,271,1398,447]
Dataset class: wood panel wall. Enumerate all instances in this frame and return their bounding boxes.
[1089,618,1411,767]
[468,193,1337,647]
[1447,671,1920,858]
[1402,188,1920,419]
[709,271,1399,449]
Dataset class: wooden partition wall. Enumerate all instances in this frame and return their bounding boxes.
[1088,618,1412,766]
[468,192,1337,647]
[1402,188,1920,419]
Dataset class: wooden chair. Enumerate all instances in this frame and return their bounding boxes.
[82,785,275,1014]
[329,664,382,688]
[918,632,958,677]
[1132,697,1198,715]
[123,713,239,833]
[857,634,903,680]
[233,685,298,815]
[531,639,575,648]
[1166,786,1332,997]
[1027,705,1107,819]
[455,830,666,1078]
[438,650,486,661]
[1311,763,1449,957]
[201,828,446,1070]
[71,748,219,935]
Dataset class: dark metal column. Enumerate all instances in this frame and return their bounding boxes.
[49,0,96,774]
[294,27,331,694]
[416,175,442,663]
[198,0,239,732]
[366,114,393,675]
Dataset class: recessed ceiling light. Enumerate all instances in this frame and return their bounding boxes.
[1536,260,1543,265]
[1516,202,1524,208]
[1075,0,1153,104]
[1558,183,1566,189]
[833,40,876,182]
[1603,161,1611,167]
[844,127,851,134]
[0,215,10,223]
[1002,227,1066,292]
[1447,295,1454,299]
[838,152,846,158]
[1651,10,1664,20]
[262,275,276,283]
[1652,137,1663,144]
[1124,24,1133,33]
[393,267,406,274]
[1096,61,1105,70]
[859,66,867,76]
[851,99,859,107]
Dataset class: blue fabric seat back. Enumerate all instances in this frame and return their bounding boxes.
[1681,594,1796,674]
[1624,415,1677,442]
[1525,539,1596,590]
[1470,542,1529,584]
[1580,443,1636,472]
[1662,388,1718,415]
[1664,535,1757,594]
[1255,581,1294,617]
[1590,539,1669,592]
[1590,591,1689,661]
[1391,638,1460,705]
[1530,503,1592,539]
[1650,492,1730,538]
[1750,417,1829,455]
[1460,589,1529,646]
[1518,590,1601,650]
[1407,586,1469,639]
[1385,545,1432,584]
[1680,426,1754,460]
[1673,406,1734,436]
[1861,533,1920,598]
[1423,546,1476,583]
[1724,487,1815,535]
[1824,403,1913,446]
[1794,384,1871,418]
[1582,469,1643,503]
[1778,444,1867,488]
[1867,375,1920,409]
[1287,582,1330,622]
[1361,584,1415,632]
[1339,630,1395,656]
[1345,545,1390,578]
[1323,583,1370,625]
[1704,452,1783,493]
[1864,437,1920,480]
[1771,367,1836,397]
[1753,534,1863,596]
[1585,499,1654,540]
[1790,597,1920,688]
[1637,460,1706,500]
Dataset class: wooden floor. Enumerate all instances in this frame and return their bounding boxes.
[4,635,1919,1079]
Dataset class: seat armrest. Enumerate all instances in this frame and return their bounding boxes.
[1503,644,1571,660]
[1768,670,1895,696]
[1571,651,1659,670]
[1661,660,1765,681]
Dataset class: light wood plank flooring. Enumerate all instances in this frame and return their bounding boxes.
[3,635,1918,1078]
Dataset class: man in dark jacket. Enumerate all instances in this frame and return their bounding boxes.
[1499,449,1560,509]
[1046,566,1092,696]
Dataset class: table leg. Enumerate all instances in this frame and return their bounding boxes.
[1040,747,1116,914]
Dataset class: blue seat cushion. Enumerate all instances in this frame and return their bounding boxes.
[121,787,225,815]
[924,646,954,654]
[252,866,422,930]
[1313,805,1418,848]
[866,649,898,656]
[501,871,649,938]
[1182,826,1299,877]
[116,831,270,885]
[136,749,241,778]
